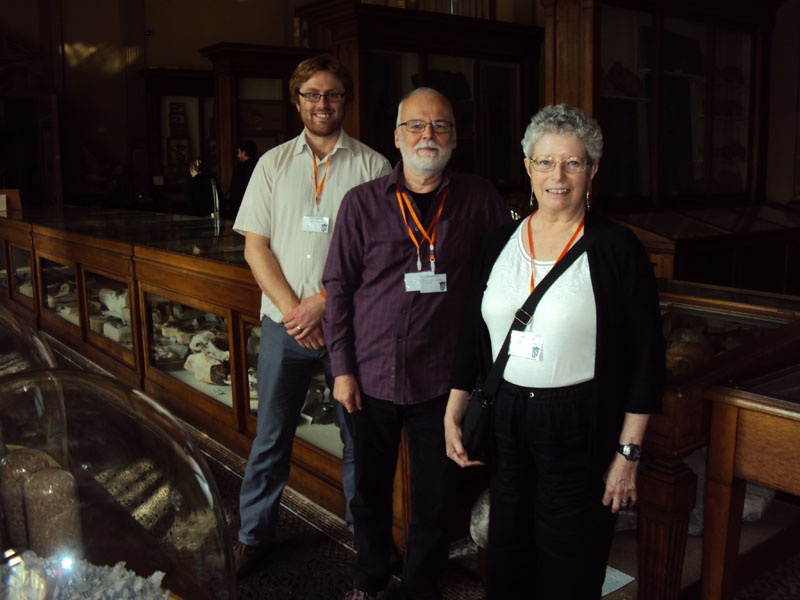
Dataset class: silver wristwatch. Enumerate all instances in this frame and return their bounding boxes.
[617,443,642,462]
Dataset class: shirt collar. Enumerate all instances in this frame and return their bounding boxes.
[293,128,354,161]
[384,160,454,195]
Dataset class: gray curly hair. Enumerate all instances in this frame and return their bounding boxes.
[521,104,603,165]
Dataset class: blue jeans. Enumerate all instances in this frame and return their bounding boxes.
[346,394,450,599]
[238,317,355,546]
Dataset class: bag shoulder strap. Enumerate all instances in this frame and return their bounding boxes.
[480,230,595,397]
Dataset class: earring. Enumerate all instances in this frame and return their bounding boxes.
[530,190,535,208]
[585,190,591,212]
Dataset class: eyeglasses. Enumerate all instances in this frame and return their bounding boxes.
[398,120,454,134]
[529,156,589,173]
[298,91,346,103]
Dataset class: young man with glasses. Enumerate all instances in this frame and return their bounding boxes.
[322,87,510,600]
[232,55,391,577]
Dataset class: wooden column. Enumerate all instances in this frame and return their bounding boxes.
[540,0,597,113]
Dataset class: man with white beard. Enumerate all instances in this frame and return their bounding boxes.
[322,87,510,600]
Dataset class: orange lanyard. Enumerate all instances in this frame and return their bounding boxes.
[312,151,331,208]
[526,211,585,292]
[395,187,449,272]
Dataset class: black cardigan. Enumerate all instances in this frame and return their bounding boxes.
[450,211,665,468]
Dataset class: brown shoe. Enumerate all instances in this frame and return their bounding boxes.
[233,541,266,577]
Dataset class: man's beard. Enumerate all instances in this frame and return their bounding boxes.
[399,137,453,176]
[300,104,345,138]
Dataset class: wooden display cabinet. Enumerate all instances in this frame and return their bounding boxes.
[636,279,800,600]
[702,337,800,599]
[31,222,141,388]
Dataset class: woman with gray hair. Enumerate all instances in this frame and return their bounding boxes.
[444,104,664,598]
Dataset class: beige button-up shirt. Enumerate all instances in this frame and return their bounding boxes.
[233,129,391,322]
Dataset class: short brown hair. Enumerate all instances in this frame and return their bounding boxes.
[289,54,354,105]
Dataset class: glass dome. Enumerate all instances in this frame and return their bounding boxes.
[0,303,57,376]
[0,368,235,599]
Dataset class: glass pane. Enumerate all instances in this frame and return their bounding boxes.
[659,17,708,198]
[428,54,475,174]
[0,244,7,289]
[237,77,286,155]
[146,293,232,408]
[161,96,201,183]
[85,271,133,351]
[0,369,235,599]
[481,60,521,187]
[294,365,344,460]
[40,258,79,327]
[597,6,653,199]
[10,246,32,298]
[364,50,418,165]
[712,29,752,194]
[245,326,344,460]
[244,321,260,414]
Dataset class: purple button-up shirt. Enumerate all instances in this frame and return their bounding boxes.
[322,161,510,404]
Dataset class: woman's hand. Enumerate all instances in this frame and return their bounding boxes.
[444,389,485,468]
[603,412,649,512]
[602,453,639,513]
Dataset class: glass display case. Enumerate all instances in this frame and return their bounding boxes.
[0,302,57,377]
[85,270,134,352]
[145,293,232,409]
[0,368,235,600]
[10,246,33,300]
[40,257,79,328]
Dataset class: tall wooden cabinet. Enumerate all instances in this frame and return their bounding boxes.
[541,0,780,210]
[295,0,542,195]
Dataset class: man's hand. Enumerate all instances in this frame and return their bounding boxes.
[333,374,362,413]
[293,324,324,351]
[283,293,325,341]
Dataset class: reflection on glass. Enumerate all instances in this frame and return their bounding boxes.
[40,258,79,327]
[660,303,780,379]
[294,365,344,460]
[146,294,232,407]
[238,77,286,156]
[712,28,751,194]
[364,50,418,165]
[597,6,653,199]
[85,271,133,350]
[0,245,7,288]
[244,321,260,413]
[0,369,235,599]
[11,247,32,298]
[429,54,475,174]
[482,60,520,186]
[659,17,707,197]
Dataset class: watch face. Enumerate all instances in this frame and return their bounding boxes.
[620,444,642,461]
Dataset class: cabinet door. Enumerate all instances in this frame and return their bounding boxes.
[237,77,292,157]
[596,6,653,201]
[711,28,752,195]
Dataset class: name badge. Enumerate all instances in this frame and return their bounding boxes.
[420,272,447,294]
[404,272,447,293]
[302,216,330,233]
[509,331,543,360]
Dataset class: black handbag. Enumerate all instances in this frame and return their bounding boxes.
[460,232,593,462]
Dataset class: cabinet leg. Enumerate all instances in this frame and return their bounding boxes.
[637,460,698,600]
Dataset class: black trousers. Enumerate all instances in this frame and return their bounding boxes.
[346,394,450,599]
[486,380,617,599]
